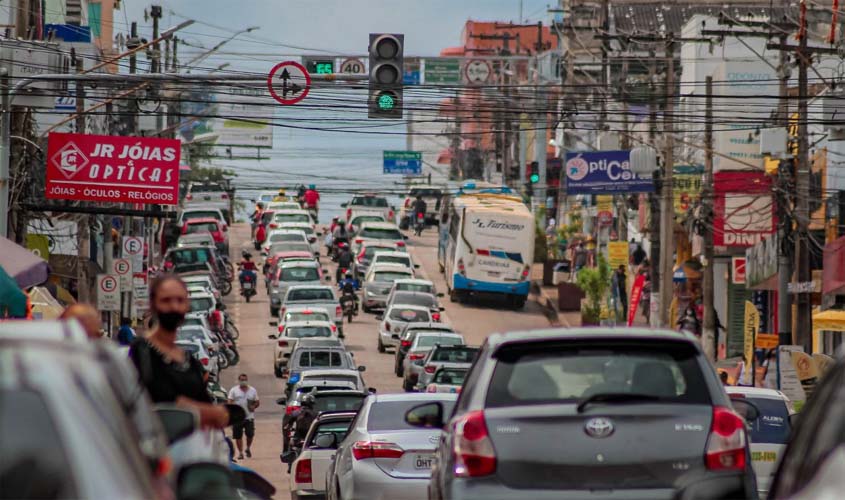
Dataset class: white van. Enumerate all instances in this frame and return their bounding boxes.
[439,193,534,308]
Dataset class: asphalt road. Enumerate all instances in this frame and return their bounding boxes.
[220,222,551,498]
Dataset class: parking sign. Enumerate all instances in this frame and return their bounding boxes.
[97,274,120,311]
[113,258,132,289]
[122,236,144,272]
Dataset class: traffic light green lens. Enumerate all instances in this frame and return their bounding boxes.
[377,93,396,110]
[530,174,540,183]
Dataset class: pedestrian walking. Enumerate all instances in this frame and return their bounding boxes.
[613,265,628,315]
[632,242,647,267]
[228,373,260,460]
[116,317,136,346]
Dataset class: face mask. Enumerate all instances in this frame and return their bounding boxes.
[156,311,185,331]
[239,381,248,387]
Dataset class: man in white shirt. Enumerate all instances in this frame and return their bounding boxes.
[228,373,260,459]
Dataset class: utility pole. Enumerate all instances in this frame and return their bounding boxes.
[777,34,793,346]
[534,80,548,222]
[648,53,661,327]
[75,57,91,304]
[794,28,812,349]
[659,36,676,328]
[702,76,716,361]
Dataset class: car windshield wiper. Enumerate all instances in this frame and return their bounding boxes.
[576,393,661,413]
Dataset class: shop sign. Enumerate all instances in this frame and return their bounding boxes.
[564,150,654,194]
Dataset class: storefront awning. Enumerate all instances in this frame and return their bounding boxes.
[812,308,845,353]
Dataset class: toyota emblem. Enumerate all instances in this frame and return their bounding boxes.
[584,418,614,438]
[428,435,439,444]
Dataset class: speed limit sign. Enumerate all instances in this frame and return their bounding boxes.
[340,58,365,74]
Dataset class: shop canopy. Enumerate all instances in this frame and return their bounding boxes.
[812,309,845,353]
[0,236,48,289]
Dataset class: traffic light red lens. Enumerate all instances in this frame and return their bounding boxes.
[375,38,400,59]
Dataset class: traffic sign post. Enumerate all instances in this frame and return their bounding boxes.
[97,274,120,311]
[465,59,492,85]
[267,61,311,106]
[384,151,422,174]
[113,258,132,289]
[424,58,460,84]
[122,236,144,273]
[340,58,365,74]
[132,273,149,318]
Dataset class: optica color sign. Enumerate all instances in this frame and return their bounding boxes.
[564,150,654,194]
[45,132,181,205]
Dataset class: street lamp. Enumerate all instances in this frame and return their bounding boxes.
[182,26,261,71]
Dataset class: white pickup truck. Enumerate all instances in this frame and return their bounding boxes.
[281,285,343,336]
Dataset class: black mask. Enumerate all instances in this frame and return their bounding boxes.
[156,311,185,330]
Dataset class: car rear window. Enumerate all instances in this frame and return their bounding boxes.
[0,390,75,497]
[376,255,411,266]
[286,311,330,323]
[360,228,402,239]
[364,245,396,258]
[367,400,457,431]
[374,271,412,283]
[315,396,365,413]
[169,248,212,265]
[179,343,200,356]
[397,283,434,294]
[282,267,320,281]
[417,335,463,348]
[296,350,343,368]
[434,369,467,385]
[270,233,305,243]
[275,213,311,224]
[184,211,220,221]
[308,419,353,446]
[271,243,312,255]
[352,216,384,226]
[352,196,389,207]
[286,326,332,338]
[393,293,436,308]
[743,397,791,444]
[302,375,358,386]
[486,342,711,408]
[431,347,478,363]
[389,308,430,322]
[288,289,334,301]
[177,328,207,343]
[190,297,214,312]
[186,222,218,234]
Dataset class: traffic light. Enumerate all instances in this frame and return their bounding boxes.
[368,33,404,118]
[302,56,334,75]
[529,161,540,184]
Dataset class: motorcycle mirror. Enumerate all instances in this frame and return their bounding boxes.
[267,334,276,340]
[269,321,278,326]
[325,276,331,281]
[357,365,367,372]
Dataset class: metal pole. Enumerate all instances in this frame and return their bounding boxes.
[75,58,91,303]
[795,30,812,350]
[535,83,548,223]
[648,53,661,327]
[702,76,716,361]
[777,34,792,347]
[659,37,675,328]
[0,70,10,238]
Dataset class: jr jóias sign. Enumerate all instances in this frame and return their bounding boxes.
[45,133,181,205]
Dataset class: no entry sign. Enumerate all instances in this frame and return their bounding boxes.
[45,133,181,205]
[267,61,311,105]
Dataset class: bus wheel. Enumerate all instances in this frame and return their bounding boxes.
[449,289,462,303]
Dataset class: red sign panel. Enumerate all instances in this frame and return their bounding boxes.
[45,133,181,205]
[731,256,746,285]
[713,171,775,247]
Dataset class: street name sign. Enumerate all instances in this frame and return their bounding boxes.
[384,151,422,174]
[424,58,460,84]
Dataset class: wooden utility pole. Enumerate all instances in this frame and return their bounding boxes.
[794,28,812,348]
[776,34,792,346]
[702,76,716,361]
[648,53,661,327]
[659,36,675,328]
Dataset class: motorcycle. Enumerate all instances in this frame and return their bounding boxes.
[414,212,425,236]
[340,292,358,323]
[330,237,349,262]
[240,271,257,303]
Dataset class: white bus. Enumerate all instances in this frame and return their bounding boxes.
[438,193,534,308]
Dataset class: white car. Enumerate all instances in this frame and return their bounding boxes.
[176,339,218,379]
[288,411,356,499]
[270,209,312,228]
[377,304,433,353]
[275,222,321,255]
[178,206,227,227]
[362,264,415,313]
[271,320,337,376]
[188,291,217,316]
[177,325,219,353]
[389,278,437,296]
[370,250,418,274]
[266,201,302,211]
[351,221,406,256]
[725,386,794,497]
[263,229,309,255]
[276,305,333,332]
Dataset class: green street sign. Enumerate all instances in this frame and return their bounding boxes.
[424,58,461,84]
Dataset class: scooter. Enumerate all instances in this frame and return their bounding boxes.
[240,272,257,303]
[414,213,425,236]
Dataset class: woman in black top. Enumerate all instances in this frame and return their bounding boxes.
[130,275,228,428]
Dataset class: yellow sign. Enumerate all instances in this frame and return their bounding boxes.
[596,195,613,213]
[673,173,702,215]
[607,241,628,273]
[743,301,759,385]
[755,333,778,349]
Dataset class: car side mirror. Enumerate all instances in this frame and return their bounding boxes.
[340,203,348,208]
[325,276,332,281]
[280,450,297,464]
[177,462,235,500]
[789,413,800,428]
[375,315,384,321]
[156,406,199,445]
[357,365,367,372]
[368,387,377,394]
[391,334,400,340]
[267,334,276,340]
[405,402,445,429]
[439,307,446,311]
[269,320,278,326]
[313,433,337,449]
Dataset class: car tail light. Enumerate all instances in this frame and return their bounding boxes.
[385,321,391,331]
[520,265,530,281]
[331,324,337,333]
[388,210,394,219]
[424,365,436,374]
[426,384,437,393]
[396,241,406,247]
[200,357,209,366]
[281,307,286,316]
[154,456,172,477]
[357,251,365,262]
[352,441,404,460]
[705,406,747,471]
[278,340,288,347]
[432,313,441,321]
[336,305,342,317]
[453,410,496,477]
[294,458,312,483]
[409,353,425,361]
[285,404,299,415]
[401,340,411,348]
[355,238,363,244]
[278,325,284,333]
[221,193,229,199]
[269,223,278,229]
[457,258,466,275]
[309,236,317,243]
[347,209,352,220]
[186,194,193,201]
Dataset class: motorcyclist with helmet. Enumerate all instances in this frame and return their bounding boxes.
[238,251,258,287]
[285,392,318,471]
[338,271,360,316]
[335,243,353,282]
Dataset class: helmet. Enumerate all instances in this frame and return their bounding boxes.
[257,202,264,208]
[337,242,347,249]
[301,393,315,408]
[241,250,252,259]
[308,184,316,190]
[345,271,353,278]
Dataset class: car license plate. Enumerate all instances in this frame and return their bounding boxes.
[414,454,433,470]
[487,271,501,277]
[204,195,211,200]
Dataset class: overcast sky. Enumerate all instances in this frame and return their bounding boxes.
[119,0,554,72]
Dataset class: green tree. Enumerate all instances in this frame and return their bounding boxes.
[575,253,612,324]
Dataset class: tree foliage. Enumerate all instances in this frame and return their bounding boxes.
[575,253,612,324]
